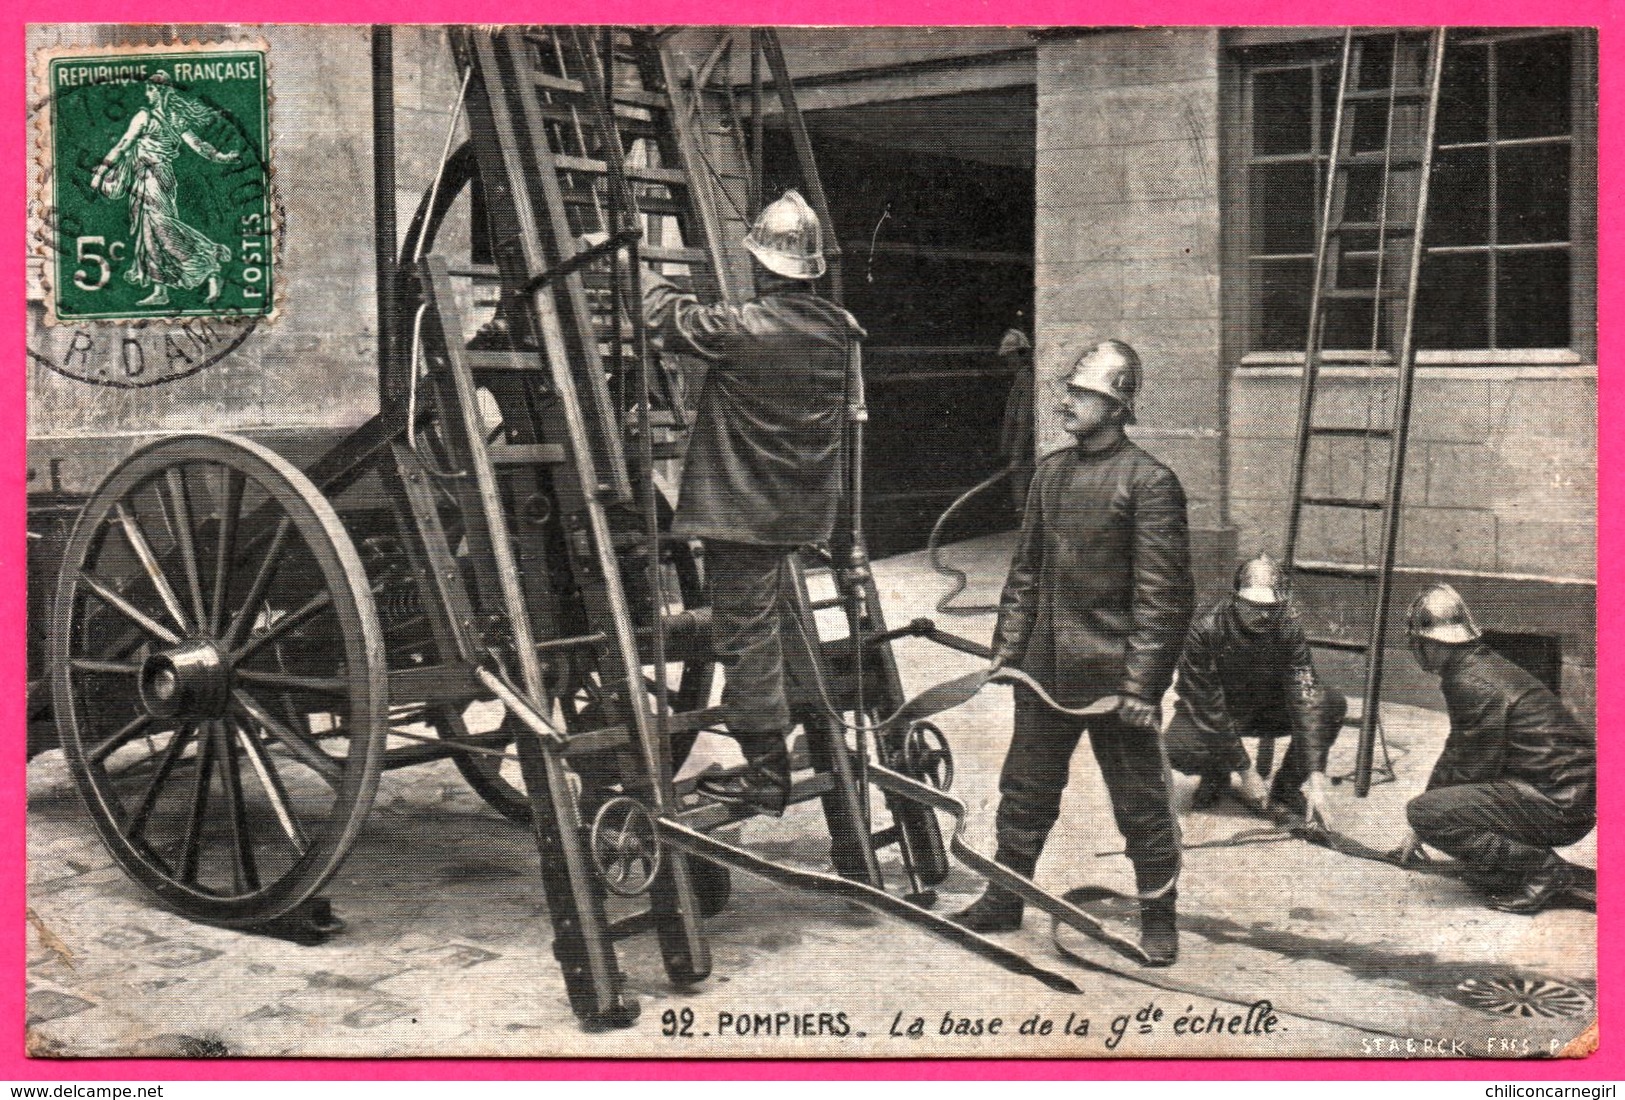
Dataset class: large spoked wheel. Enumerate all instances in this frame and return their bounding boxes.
[51,433,387,925]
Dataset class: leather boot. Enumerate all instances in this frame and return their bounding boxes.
[951,847,1035,933]
[697,743,791,817]
[1486,860,1577,916]
[1139,893,1178,966]
[950,886,1025,933]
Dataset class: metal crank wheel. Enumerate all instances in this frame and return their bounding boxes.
[589,796,661,897]
[902,721,955,791]
[51,433,387,926]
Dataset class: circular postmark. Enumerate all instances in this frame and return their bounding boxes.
[29,43,278,388]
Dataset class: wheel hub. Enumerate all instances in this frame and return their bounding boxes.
[139,641,232,719]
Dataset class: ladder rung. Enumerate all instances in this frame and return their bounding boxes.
[1332,220,1415,237]
[808,597,845,611]
[1339,152,1424,170]
[1320,285,1410,300]
[552,154,689,187]
[640,245,710,265]
[465,349,545,373]
[1306,635,1370,653]
[562,725,631,757]
[1300,495,1387,511]
[1293,561,1381,579]
[447,265,501,281]
[1342,86,1431,102]
[490,443,568,465]
[534,631,609,654]
[1308,425,1395,438]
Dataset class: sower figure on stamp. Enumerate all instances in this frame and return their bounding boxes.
[91,72,238,307]
[1165,553,1346,826]
[636,189,865,817]
[951,340,1194,966]
[1393,584,1596,915]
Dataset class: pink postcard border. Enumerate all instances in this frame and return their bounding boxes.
[1,0,1616,1081]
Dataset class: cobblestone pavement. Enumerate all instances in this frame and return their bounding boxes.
[26,535,1597,1060]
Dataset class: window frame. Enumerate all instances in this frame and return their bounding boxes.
[1223,28,1596,366]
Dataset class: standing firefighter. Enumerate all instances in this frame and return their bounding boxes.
[641,189,864,816]
[1165,554,1346,825]
[1395,585,1596,914]
[996,328,1035,513]
[952,340,1194,965]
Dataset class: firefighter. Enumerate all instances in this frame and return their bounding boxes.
[1165,553,1346,825]
[996,328,1035,513]
[635,189,864,816]
[1394,585,1596,914]
[951,340,1194,966]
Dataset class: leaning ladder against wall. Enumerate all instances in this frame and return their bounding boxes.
[1281,28,1447,796]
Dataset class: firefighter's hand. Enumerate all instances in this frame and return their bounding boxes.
[1237,768,1270,810]
[987,654,1008,675]
[1118,696,1160,732]
[1300,772,1333,830]
[1391,829,1428,864]
[577,230,610,251]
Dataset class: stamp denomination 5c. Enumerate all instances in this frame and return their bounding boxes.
[34,41,274,327]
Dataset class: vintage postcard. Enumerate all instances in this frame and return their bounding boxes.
[22,23,1598,1061]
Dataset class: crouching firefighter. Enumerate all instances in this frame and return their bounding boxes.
[1395,584,1596,915]
[951,340,1195,966]
[1165,554,1346,825]
[638,189,865,816]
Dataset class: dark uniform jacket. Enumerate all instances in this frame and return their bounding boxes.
[644,273,865,546]
[1175,596,1336,772]
[1429,643,1596,814]
[992,439,1194,708]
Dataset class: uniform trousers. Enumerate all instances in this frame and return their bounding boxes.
[995,686,1181,895]
[703,538,796,759]
[1406,780,1595,888]
[1165,690,1347,805]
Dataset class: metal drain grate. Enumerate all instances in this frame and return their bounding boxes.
[1457,977,1594,1019]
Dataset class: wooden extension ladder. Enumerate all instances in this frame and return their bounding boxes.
[1281,28,1447,795]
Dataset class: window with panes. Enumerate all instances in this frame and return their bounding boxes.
[1239,30,1593,355]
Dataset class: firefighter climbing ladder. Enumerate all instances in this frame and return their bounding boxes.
[1282,29,1447,796]
[407,25,947,1028]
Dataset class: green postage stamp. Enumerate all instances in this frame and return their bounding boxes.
[35,41,274,324]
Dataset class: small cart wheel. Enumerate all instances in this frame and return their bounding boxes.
[51,434,387,926]
[903,721,955,792]
[589,796,661,897]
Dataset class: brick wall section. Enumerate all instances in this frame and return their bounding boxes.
[1035,31,1232,593]
[1231,371,1596,581]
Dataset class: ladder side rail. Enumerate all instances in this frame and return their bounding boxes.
[487,32,634,503]
[422,255,631,1023]
[1283,30,1357,568]
[1354,28,1448,796]
[570,28,686,803]
[651,35,748,302]
[759,30,845,303]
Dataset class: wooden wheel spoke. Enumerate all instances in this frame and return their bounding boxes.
[78,571,181,647]
[123,725,193,844]
[88,713,152,764]
[216,722,261,893]
[234,720,310,850]
[113,502,192,634]
[70,657,143,677]
[231,589,335,662]
[163,469,210,634]
[210,466,246,636]
[231,688,343,786]
[234,668,350,696]
[223,517,293,650]
[178,727,217,885]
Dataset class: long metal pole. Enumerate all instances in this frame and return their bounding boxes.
[371,27,400,409]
